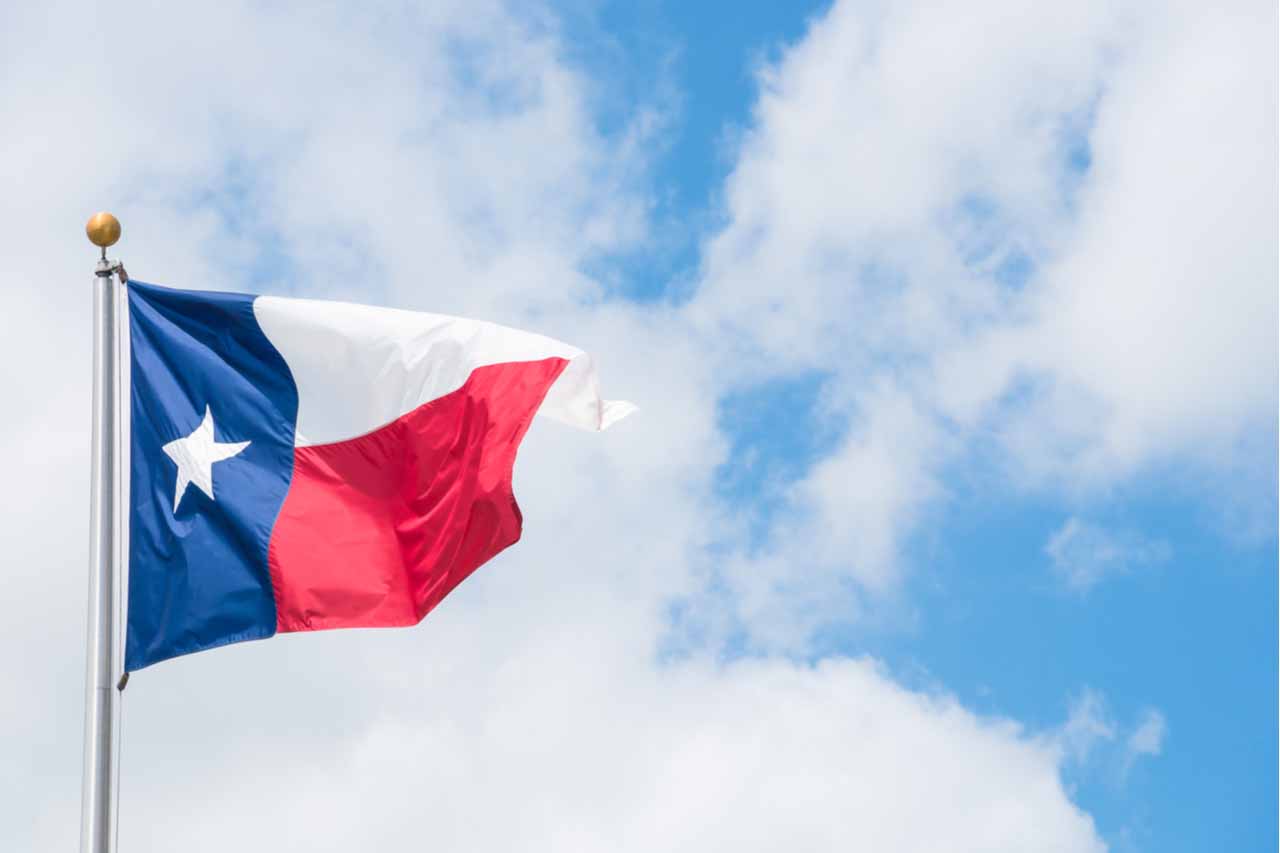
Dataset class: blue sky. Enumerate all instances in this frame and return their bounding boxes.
[0,1,1274,850]
[716,359,1275,850]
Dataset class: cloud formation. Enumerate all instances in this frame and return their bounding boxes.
[687,0,1275,639]
[1057,690,1168,782]
[1045,518,1171,592]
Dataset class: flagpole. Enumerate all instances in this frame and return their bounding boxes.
[82,212,122,853]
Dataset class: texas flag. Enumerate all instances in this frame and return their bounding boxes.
[125,281,633,671]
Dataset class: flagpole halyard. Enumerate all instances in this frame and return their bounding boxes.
[81,212,122,853]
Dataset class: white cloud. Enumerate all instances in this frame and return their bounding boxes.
[1055,691,1167,781]
[1060,689,1118,765]
[1124,709,1168,771]
[1117,707,1169,798]
[1045,518,1172,592]
[0,1,1115,851]
[687,0,1275,627]
[90,654,1104,853]
[1009,1,1277,482]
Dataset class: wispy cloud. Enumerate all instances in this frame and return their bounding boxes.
[1124,708,1168,773]
[1056,690,1168,780]
[1060,688,1118,764]
[1045,518,1171,593]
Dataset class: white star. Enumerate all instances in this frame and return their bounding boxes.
[162,406,251,513]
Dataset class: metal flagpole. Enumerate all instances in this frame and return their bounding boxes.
[82,211,123,853]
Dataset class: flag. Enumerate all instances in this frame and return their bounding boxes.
[125,281,634,671]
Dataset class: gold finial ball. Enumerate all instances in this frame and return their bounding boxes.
[85,211,121,248]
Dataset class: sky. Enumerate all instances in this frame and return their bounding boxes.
[0,1,1275,851]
